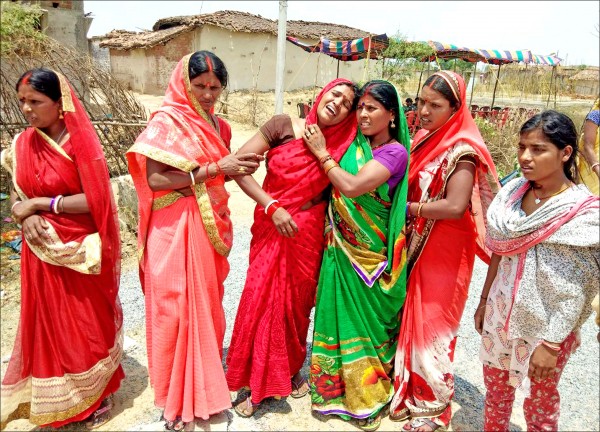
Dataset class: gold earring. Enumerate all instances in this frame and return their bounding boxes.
[390,119,396,129]
[59,110,64,119]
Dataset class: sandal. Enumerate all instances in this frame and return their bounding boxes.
[358,414,382,431]
[164,416,187,431]
[290,373,310,398]
[233,396,259,418]
[390,407,411,422]
[403,417,442,431]
[85,396,114,430]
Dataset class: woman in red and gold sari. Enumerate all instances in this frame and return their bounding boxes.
[389,71,499,431]
[1,68,123,430]
[127,51,261,431]
[225,79,358,417]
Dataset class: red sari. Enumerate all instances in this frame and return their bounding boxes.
[0,73,123,428]
[225,79,358,404]
[127,55,233,422]
[390,71,499,427]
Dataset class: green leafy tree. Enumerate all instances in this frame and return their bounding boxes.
[0,2,45,56]
[379,36,434,91]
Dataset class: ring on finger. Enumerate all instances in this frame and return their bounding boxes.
[238,167,247,173]
[310,127,316,134]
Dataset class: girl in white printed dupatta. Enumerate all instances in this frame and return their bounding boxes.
[474,110,599,432]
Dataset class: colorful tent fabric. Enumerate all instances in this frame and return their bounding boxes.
[423,41,561,66]
[286,34,389,61]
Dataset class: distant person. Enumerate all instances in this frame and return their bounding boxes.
[305,80,410,432]
[389,71,499,431]
[474,110,599,431]
[127,51,262,431]
[404,97,416,112]
[1,68,123,430]
[225,78,359,418]
[576,98,599,195]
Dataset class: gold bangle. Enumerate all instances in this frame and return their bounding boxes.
[319,154,333,164]
[322,159,337,172]
[417,202,424,218]
[324,162,339,174]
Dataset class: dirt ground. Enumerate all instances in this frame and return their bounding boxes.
[1,90,598,432]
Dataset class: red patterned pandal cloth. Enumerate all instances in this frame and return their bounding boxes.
[0,72,123,428]
[225,79,358,404]
[126,54,234,422]
[390,71,499,427]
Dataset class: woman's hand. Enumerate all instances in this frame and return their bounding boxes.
[528,343,559,382]
[12,199,39,225]
[218,153,264,177]
[474,300,487,335]
[271,207,298,238]
[21,214,51,246]
[303,124,328,159]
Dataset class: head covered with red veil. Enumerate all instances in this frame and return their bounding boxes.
[127,53,233,262]
[410,70,500,263]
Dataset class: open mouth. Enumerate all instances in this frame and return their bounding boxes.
[325,104,337,116]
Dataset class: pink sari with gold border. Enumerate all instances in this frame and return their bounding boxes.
[126,55,233,422]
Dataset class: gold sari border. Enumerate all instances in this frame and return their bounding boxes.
[27,222,102,275]
[195,183,231,257]
[127,142,198,172]
[35,128,72,161]
[152,191,186,211]
[55,71,75,113]
[1,329,123,425]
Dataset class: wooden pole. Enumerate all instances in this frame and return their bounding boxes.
[468,61,477,108]
[336,59,340,78]
[546,65,555,108]
[415,62,426,98]
[491,64,501,109]
[274,0,287,115]
[519,62,528,103]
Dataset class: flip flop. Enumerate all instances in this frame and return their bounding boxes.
[290,375,310,398]
[85,396,114,430]
[358,414,382,432]
[233,396,259,418]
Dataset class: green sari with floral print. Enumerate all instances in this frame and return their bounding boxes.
[310,99,411,421]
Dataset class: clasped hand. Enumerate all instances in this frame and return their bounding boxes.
[302,124,327,157]
[219,152,264,177]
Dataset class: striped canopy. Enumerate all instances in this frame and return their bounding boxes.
[424,41,561,66]
[286,34,389,61]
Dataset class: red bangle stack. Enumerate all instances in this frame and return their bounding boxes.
[266,202,281,217]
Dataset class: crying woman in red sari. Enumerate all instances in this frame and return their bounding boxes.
[1,69,123,429]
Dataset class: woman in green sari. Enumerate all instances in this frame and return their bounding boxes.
[303,80,411,432]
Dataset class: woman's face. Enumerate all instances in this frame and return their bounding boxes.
[17,83,61,129]
[417,86,455,131]
[356,94,394,140]
[518,128,572,183]
[190,71,224,112]
[316,84,354,127]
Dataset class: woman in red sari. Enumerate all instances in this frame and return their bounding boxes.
[225,79,358,417]
[127,51,261,431]
[1,68,123,429]
[389,71,499,431]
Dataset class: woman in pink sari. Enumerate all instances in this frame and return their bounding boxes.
[225,79,358,417]
[475,110,599,431]
[389,71,499,431]
[127,51,261,431]
[1,68,123,430]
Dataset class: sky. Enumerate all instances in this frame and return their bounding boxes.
[84,1,600,66]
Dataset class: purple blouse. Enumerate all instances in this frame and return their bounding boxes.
[372,142,408,195]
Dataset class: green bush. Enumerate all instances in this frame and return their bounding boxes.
[0,2,45,56]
